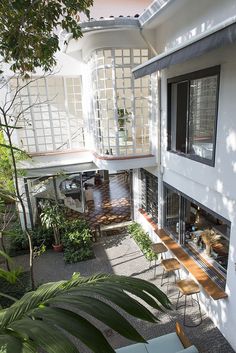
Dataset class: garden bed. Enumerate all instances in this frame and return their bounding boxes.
[127,222,157,261]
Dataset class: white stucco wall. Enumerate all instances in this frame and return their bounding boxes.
[67,28,148,61]
[133,0,236,344]
[158,44,236,350]
[152,0,236,53]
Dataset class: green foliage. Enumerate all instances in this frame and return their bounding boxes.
[0,250,24,308]
[5,224,28,254]
[32,227,54,248]
[0,0,93,75]
[117,108,131,129]
[0,273,171,353]
[0,132,15,194]
[63,245,93,264]
[128,222,158,261]
[7,224,54,255]
[0,131,29,198]
[62,219,93,263]
[62,218,88,233]
[0,271,30,308]
[40,201,65,245]
[0,251,22,284]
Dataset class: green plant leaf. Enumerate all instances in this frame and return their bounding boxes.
[10,318,78,353]
[0,334,22,352]
[51,295,146,342]
[1,280,67,326]
[72,285,158,322]
[33,307,115,353]
[0,292,17,303]
[0,274,170,353]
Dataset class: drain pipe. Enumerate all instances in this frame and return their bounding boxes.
[139,28,163,228]
[157,70,163,229]
[139,28,158,56]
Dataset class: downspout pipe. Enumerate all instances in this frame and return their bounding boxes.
[139,28,163,228]
[157,71,163,229]
[139,28,158,56]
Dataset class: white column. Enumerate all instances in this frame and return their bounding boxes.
[17,177,33,230]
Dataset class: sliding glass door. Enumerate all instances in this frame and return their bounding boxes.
[163,183,230,281]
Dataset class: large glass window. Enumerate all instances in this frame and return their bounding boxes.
[167,66,220,165]
[140,169,158,224]
[90,49,151,156]
[163,184,230,289]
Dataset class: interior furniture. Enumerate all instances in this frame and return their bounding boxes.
[150,242,168,277]
[161,258,181,287]
[115,322,199,353]
[176,279,202,327]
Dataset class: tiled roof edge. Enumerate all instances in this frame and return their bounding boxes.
[138,0,175,27]
[81,17,140,33]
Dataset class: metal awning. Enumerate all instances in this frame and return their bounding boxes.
[133,20,236,79]
[24,162,98,178]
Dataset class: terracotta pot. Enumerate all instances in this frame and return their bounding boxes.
[52,244,63,252]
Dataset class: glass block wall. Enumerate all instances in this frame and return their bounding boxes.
[11,76,84,153]
[90,48,151,156]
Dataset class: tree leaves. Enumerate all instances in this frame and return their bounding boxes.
[0,274,171,353]
[0,0,93,75]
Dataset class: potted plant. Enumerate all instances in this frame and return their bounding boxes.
[40,200,64,252]
[117,108,131,142]
[201,229,221,256]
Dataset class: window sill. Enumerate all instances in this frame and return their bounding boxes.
[138,208,159,230]
[138,209,227,300]
[167,149,215,167]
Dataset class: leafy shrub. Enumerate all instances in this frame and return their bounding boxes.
[128,222,158,261]
[7,224,54,256]
[63,246,93,264]
[62,218,88,233]
[7,225,29,255]
[31,227,54,248]
[62,220,93,264]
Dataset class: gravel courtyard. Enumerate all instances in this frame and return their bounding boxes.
[14,232,235,353]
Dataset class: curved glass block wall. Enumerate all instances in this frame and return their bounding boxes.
[90,48,151,156]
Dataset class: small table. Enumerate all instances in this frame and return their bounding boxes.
[150,243,168,277]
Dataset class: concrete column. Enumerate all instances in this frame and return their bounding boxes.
[103,170,109,183]
[17,177,33,230]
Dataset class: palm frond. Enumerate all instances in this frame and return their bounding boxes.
[0,273,171,353]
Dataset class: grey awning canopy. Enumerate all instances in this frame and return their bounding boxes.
[133,21,236,79]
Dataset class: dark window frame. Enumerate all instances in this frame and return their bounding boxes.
[163,182,231,228]
[167,65,220,167]
[140,169,158,224]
